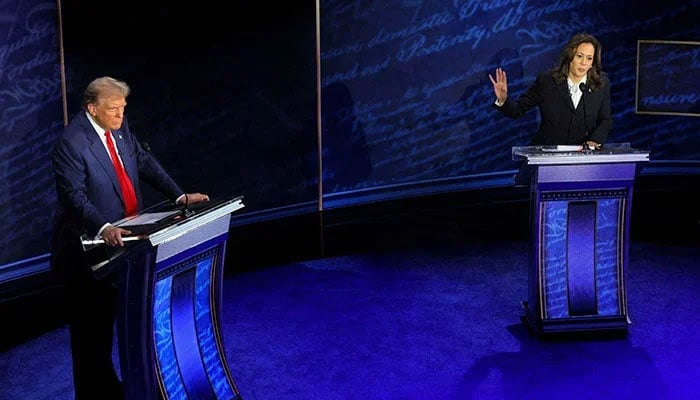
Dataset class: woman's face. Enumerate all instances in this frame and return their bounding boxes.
[569,42,595,81]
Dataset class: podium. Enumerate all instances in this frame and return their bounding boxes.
[513,144,649,335]
[82,197,245,399]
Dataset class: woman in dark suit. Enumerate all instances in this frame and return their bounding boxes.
[489,33,611,149]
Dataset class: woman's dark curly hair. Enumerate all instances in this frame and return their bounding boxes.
[552,33,605,91]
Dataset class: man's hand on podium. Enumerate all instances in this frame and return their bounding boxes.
[177,192,210,206]
[101,225,132,247]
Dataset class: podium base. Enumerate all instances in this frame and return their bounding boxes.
[521,301,630,338]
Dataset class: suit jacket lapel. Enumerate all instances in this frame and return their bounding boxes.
[82,117,124,201]
[112,129,138,186]
[557,81,575,111]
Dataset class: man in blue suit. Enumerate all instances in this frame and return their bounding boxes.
[51,76,209,399]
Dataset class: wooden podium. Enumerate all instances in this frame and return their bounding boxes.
[513,144,649,335]
[82,196,245,399]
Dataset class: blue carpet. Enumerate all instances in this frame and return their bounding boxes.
[1,240,699,399]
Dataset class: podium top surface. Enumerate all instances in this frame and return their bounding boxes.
[120,196,245,246]
[512,143,650,165]
[82,196,245,251]
[81,196,245,277]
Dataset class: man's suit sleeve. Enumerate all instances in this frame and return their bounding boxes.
[118,117,183,201]
[136,143,183,200]
[52,135,107,235]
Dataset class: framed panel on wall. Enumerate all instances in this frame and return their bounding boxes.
[636,40,700,117]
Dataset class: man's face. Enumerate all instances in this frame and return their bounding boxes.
[88,95,126,131]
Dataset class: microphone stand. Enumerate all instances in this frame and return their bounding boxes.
[141,139,193,217]
[578,82,594,151]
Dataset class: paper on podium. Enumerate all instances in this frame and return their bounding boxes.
[541,145,583,152]
[116,211,180,227]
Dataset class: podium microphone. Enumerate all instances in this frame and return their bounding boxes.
[141,139,168,175]
[579,82,591,150]
[183,194,195,217]
[141,138,192,216]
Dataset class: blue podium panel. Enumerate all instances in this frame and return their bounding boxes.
[538,190,625,321]
[86,197,245,399]
[513,145,648,335]
[153,235,236,400]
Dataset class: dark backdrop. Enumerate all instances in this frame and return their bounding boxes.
[1,0,699,270]
[319,0,700,205]
[0,0,63,268]
[59,0,319,214]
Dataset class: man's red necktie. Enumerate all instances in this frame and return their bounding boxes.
[104,131,138,216]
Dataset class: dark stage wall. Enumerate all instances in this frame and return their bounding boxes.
[0,0,63,268]
[0,0,699,272]
[319,0,700,201]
